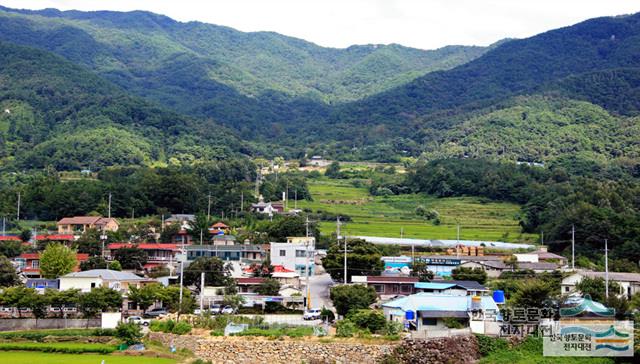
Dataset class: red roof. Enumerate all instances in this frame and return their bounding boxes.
[143,263,163,269]
[211,222,229,229]
[108,243,179,251]
[0,236,22,241]
[273,265,294,273]
[36,234,74,241]
[17,252,89,261]
[236,277,266,285]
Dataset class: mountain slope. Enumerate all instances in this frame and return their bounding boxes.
[0,6,492,105]
[0,41,236,170]
[336,13,640,133]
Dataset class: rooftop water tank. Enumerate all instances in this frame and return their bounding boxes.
[493,290,505,304]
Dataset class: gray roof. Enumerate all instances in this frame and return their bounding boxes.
[461,260,559,271]
[419,310,469,318]
[579,271,640,283]
[430,280,488,291]
[165,214,195,222]
[187,244,264,252]
[62,269,145,281]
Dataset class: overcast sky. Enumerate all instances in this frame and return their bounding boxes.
[1,0,639,49]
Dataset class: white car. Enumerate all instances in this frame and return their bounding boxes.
[303,308,322,320]
[221,305,236,314]
[127,316,150,326]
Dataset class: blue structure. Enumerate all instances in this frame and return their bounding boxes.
[26,278,59,290]
[493,290,505,304]
[186,244,265,263]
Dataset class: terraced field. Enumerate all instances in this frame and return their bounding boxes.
[297,178,538,243]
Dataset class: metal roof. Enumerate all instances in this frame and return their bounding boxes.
[383,293,498,313]
[413,282,457,290]
[62,269,145,281]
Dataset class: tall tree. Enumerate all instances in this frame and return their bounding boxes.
[128,284,161,311]
[323,239,384,283]
[78,287,123,317]
[329,284,377,316]
[45,288,80,318]
[183,257,235,292]
[451,267,488,284]
[113,247,148,270]
[0,255,20,287]
[40,243,77,279]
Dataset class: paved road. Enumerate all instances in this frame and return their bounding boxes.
[306,272,334,310]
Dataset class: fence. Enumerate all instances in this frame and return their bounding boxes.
[409,327,471,339]
[0,318,101,331]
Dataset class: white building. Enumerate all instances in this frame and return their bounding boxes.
[561,271,640,299]
[270,237,315,276]
[59,269,148,294]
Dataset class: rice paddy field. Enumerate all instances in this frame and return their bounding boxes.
[296,178,538,244]
[0,352,176,364]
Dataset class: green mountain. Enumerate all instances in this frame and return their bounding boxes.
[0,41,236,170]
[0,5,493,140]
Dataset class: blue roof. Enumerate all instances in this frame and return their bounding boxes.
[414,282,456,290]
[382,293,498,313]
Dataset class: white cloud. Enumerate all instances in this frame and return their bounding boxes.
[1,0,639,49]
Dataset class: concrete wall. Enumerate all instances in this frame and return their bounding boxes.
[59,277,102,292]
[0,318,101,331]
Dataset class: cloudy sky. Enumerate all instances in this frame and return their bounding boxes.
[1,0,639,49]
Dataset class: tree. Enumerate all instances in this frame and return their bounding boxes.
[266,215,319,242]
[19,229,31,242]
[79,287,123,317]
[74,228,102,256]
[46,288,80,318]
[0,286,39,318]
[113,247,148,270]
[323,239,384,283]
[0,241,22,258]
[158,285,195,314]
[249,258,273,278]
[187,213,212,244]
[329,284,377,316]
[325,161,341,178]
[256,278,281,296]
[504,255,519,271]
[0,255,20,287]
[115,321,143,345]
[28,292,49,320]
[410,260,434,282]
[222,294,245,309]
[40,243,77,279]
[575,277,621,303]
[80,256,108,271]
[109,260,122,271]
[510,279,555,308]
[184,257,235,291]
[451,267,488,284]
[128,284,161,311]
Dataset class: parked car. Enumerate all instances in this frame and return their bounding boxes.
[221,305,236,315]
[143,307,168,318]
[127,316,150,326]
[303,308,322,320]
[209,304,222,314]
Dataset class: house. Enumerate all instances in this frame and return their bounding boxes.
[561,271,640,299]
[416,280,490,296]
[236,277,267,294]
[243,264,301,288]
[209,222,230,235]
[382,293,500,333]
[270,237,315,276]
[14,252,89,278]
[212,235,237,246]
[170,228,193,245]
[164,214,195,228]
[251,195,284,216]
[351,276,418,300]
[186,244,265,263]
[0,236,22,242]
[458,260,559,278]
[59,269,149,293]
[57,216,119,234]
[514,246,567,266]
[35,234,75,244]
[106,243,180,271]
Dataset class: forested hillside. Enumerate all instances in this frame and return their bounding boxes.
[0,41,237,171]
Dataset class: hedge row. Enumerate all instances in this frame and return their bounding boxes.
[0,342,116,354]
[0,328,115,341]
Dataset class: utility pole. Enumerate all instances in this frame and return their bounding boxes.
[178,243,186,320]
[541,231,544,246]
[16,192,20,221]
[571,225,575,270]
[305,216,311,309]
[456,224,460,244]
[605,239,609,300]
[107,192,112,219]
[199,272,205,314]
[207,193,212,221]
[131,208,135,220]
[240,192,244,212]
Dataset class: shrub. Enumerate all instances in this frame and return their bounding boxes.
[475,334,509,356]
[347,309,386,333]
[442,317,464,329]
[383,321,403,336]
[149,319,191,335]
[115,321,143,345]
[335,319,358,338]
[320,307,335,323]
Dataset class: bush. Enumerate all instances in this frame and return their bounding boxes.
[347,309,387,333]
[115,321,143,345]
[0,328,114,342]
[442,317,464,329]
[231,325,314,338]
[335,319,358,338]
[0,342,115,354]
[149,319,191,335]
[475,334,509,356]
[320,307,335,323]
[383,321,403,336]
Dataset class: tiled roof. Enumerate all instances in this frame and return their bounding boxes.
[0,236,22,241]
[236,277,265,285]
[108,243,178,250]
[36,234,74,241]
[430,279,488,291]
[58,216,102,225]
[367,276,419,283]
[211,222,229,228]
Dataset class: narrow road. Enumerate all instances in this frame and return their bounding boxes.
[307,271,334,309]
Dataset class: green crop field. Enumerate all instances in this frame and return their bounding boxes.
[297,178,538,243]
[0,351,176,364]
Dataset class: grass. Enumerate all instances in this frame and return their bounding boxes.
[297,178,538,243]
[479,337,615,364]
[0,351,176,364]
[229,325,315,338]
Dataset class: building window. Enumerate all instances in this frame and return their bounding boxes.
[279,250,286,257]
[391,285,399,293]
[401,284,412,293]
[295,250,306,258]
[32,260,39,268]
[422,318,437,326]
[91,282,96,288]
[564,286,570,292]
[373,284,384,293]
